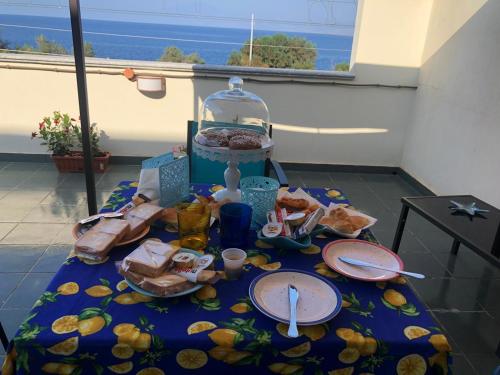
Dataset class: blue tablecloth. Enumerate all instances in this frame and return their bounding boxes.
[2,182,452,375]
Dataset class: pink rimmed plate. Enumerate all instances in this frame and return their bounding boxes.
[322,239,404,281]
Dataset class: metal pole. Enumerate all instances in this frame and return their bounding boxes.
[248,13,254,66]
[69,0,97,215]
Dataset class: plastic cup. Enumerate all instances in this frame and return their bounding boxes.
[219,202,252,249]
[222,248,247,280]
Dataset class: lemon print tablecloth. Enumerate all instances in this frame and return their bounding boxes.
[2,183,452,375]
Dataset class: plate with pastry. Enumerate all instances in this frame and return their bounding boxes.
[277,187,327,213]
[120,240,220,298]
[319,203,377,239]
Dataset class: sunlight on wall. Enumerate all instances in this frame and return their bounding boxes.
[273,123,388,135]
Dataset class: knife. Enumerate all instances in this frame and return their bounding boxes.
[288,284,299,338]
[338,256,425,279]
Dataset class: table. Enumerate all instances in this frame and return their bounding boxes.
[2,183,452,375]
[392,195,500,267]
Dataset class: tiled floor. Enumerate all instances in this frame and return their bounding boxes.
[0,162,499,373]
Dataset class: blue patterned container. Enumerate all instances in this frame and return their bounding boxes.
[240,176,280,228]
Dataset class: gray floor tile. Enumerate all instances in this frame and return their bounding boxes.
[22,204,87,224]
[1,163,41,172]
[41,189,88,206]
[0,223,67,244]
[281,171,305,188]
[17,170,66,190]
[3,273,55,308]
[399,252,451,277]
[106,164,141,174]
[56,173,102,190]
[0,245,46,272]
[0,273,24,307]
[450,354,479,375]
[434,250,500,279]
[32,245,72,272]
[297,171,333,188]
[466,278,500,317]
[0,170,34,188]
[0,223,16,241]
[410,278,485,311]
[97,172,138,190]
[433,311,500,355]
[467,353,500,374]
[51,223,77,245]
[0,190,50,207]
[0,203,32,222]
[0,308,31,355]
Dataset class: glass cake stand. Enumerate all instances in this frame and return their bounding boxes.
[192,138,275,202]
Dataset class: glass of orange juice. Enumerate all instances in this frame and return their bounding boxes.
[176,202,211,251]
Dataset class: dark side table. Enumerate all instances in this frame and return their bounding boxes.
[392,195,500,267]
[391,195,500,357]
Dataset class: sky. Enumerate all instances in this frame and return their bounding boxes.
[0,0,357,35]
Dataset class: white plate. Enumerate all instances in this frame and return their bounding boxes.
[322,239,404,281]
[125,249,204,298]
[321,203,377,239]
[249,269,342,325]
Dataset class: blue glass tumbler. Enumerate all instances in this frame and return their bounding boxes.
[219,203,253,249]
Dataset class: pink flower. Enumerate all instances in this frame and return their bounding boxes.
[54,118,60,125]
[39,122,45,130]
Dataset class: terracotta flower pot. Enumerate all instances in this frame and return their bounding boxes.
[51,152,110,173]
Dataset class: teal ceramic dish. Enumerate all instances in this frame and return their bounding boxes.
[257,230,312,250]
[256,224,327,250]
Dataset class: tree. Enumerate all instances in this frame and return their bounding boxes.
[83,42,95,57]
[16,34,95,57]
[159,46,205,64]
[0,34,8,50]
[334,62,350,71]
[227,34,317,70]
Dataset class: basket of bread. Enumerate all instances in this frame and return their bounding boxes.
[118,239,219,298]
[319,203,377,239]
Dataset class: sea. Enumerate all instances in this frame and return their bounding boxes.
[0,14,352,70]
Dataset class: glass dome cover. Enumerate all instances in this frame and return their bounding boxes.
[195,77,271,149]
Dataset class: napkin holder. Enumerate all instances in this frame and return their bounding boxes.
[159,155,190,208]
[136,152,174,201]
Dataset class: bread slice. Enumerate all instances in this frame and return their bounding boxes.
[141,273,194,297]
[75,218,130,260]
[122,240,180,278]
[119,267,194,297]
[123,203,164,239]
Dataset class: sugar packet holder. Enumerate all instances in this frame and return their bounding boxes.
[171,254,214,283]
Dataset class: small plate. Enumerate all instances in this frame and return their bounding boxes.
[322,239,404,281]
[249,269,342,325]
[321,203,377,239]
[72,223,150,247]
[125,249,204,298]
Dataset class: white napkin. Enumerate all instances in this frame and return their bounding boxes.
[137,168,160,201]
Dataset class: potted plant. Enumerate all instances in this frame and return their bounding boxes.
[31,111,110,173]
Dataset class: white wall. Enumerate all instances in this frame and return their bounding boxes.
[401,0,500,207]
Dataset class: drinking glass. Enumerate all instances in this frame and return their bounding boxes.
[219,202,252,249]
[222,248,247,280]
[176,202,211,251]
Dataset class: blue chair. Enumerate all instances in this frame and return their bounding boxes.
[187,121,288,187]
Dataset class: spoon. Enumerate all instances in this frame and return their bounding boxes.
[288,284,299,338]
